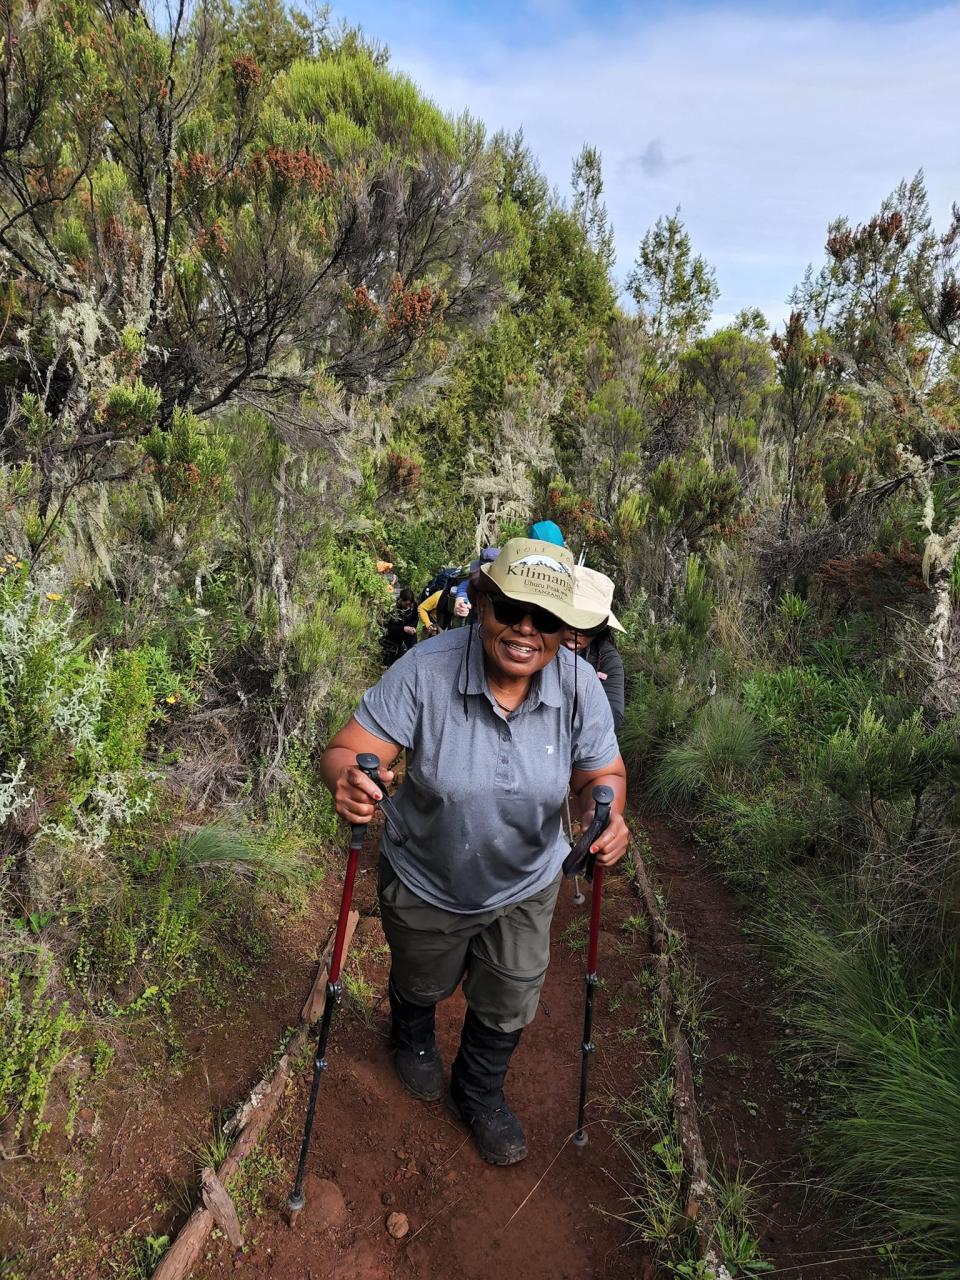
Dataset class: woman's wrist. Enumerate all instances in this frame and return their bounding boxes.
[318,746,356,794]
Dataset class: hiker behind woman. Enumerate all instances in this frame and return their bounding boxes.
[317,537,629,1166]
[561,567,626,733]
[416,584,444,637]
[450,547,499,628]
[380,587,418,667]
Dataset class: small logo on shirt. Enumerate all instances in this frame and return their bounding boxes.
[545,745,555,754]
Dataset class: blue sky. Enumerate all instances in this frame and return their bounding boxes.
[333,0,960,330]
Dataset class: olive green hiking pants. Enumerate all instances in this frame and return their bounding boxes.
[378,856,562,1034]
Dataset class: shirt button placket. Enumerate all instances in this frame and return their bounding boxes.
[494,720,512,789]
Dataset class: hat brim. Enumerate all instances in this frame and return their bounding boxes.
[479,563,608,630]
[607,611,625,633]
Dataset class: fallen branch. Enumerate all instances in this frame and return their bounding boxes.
[629,837,722,1274]
[301,912,359,1024]
[201,1167,243,1249]
[151,908,360,1280]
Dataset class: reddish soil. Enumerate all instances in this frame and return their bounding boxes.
[645,818,870,1279]
[194,860,654,1280]
[2,817,869,1280]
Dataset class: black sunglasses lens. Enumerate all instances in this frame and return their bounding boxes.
[489,597,563,634]
[490,598,524,626]
[531,609,564,634]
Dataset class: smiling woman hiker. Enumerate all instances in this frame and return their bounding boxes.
[318,537,629,1166]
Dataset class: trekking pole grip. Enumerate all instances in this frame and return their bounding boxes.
[590,784,614,830]
[584,784,614,881]
[353,753,382,846]
[562,783,616,879]
[355,751,407,847]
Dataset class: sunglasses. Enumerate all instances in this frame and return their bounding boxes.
[488,595,564,634]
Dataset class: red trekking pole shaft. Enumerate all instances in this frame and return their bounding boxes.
[288,752,385,1222]
[569,784,614,1148]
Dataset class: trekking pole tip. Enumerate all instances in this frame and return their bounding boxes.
[287,1189,305,1223]
[571,1130,588,1148]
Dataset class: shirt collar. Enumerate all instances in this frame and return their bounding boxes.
[458,627,563,710]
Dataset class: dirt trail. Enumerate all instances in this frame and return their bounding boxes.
[196,859,654,1280]
[644,818,869,1279]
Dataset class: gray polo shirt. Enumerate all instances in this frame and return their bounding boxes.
[354,627,618,913]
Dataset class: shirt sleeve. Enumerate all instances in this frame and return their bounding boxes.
[418,590,441,629]
[355,649,420,750]
[572,659,619,770]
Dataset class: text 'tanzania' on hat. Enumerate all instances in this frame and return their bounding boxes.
[479,538,607,630]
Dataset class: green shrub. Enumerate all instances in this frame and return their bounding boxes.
[652,696,764,803]
[0,951,83,1151]
[817,706,955,808]
[775,902,960,1277]
[0,572,154,873]
[676,554,713,643]
[742,663,883,753]
[697,784,818,889]
[618,675,701,778]
[70,825,304,1017]
[98,650,155,771]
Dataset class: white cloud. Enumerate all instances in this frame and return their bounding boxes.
[384,4,960,330]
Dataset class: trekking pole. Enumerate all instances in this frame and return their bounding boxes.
[561,784,615,1148]
[287,751,394,1224]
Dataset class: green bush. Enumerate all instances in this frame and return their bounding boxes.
[618,675,701,777]
[817,706,955,808]
[0,572,154,872]
[70,825,306,1017]
[651,696,764,803]
[0,951,83,1151]
[775,901,960,1277]
[697,783,819,889]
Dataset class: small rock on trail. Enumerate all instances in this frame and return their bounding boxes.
[385,1211,409,1239]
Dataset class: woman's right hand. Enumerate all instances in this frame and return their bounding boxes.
[332,762,395,826]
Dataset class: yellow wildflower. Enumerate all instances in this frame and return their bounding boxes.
[3,554,15,563]
[165,694,178,704]
[45,592,63,601]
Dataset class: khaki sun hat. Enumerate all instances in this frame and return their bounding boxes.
[480,538,607,630]
[572,566,625,632]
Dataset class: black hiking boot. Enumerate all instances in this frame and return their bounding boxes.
[388,977,444,1102]
[447,1008,528,1166]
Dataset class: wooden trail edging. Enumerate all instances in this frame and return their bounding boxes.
[631,841,724,1278]
[151,910,360,1280]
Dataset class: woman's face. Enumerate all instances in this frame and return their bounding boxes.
[477,596,563,680]
[560,627,590,654]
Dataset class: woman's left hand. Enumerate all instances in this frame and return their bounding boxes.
[581,808,630,867]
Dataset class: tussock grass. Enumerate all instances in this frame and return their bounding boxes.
[652,696,764,803]
[773,898,960,1277]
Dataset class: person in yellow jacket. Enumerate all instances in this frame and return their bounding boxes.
[417,588,445,636]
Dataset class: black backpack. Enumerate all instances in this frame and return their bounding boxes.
[419,566,463,605]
